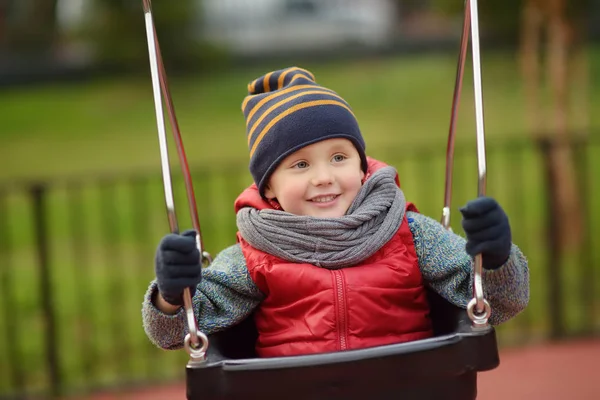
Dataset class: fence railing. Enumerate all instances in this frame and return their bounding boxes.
[0,136,598,399]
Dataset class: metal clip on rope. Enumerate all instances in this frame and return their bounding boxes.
[142,0,211,360]
[442,0,491,328]
[466,0,491,328]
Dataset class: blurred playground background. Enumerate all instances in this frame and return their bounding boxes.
[0,1,599,399]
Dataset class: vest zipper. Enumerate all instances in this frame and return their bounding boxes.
[333,270,348,351]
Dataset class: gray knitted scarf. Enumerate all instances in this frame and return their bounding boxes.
[236,166,406,269]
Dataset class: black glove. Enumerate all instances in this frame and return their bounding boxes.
[459,197,512,270]
[154,229,201,306]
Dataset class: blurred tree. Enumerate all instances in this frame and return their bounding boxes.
[430,0,522,43]
[2,0,59,57]
[520,0,589,249]
[429,0,589,248]
[83,0,226,72]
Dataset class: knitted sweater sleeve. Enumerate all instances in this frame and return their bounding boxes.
[142,244,264,350]
[406,211,530,325]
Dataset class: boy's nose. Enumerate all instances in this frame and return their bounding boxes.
[311,166,334,186]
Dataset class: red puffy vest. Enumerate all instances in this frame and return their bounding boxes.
[234,158,433,357]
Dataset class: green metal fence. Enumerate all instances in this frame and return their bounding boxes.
[0,136,598,399]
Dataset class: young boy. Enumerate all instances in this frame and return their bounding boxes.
[142,67,529,357]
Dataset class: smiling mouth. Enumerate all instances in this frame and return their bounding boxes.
[309,195,339,203]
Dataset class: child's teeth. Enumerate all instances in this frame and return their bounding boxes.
[313,195,335,202]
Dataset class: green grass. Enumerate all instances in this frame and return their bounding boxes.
[2,48,598,182]
[0,52,548,182]
[0,50,599,397]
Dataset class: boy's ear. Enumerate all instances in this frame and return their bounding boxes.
[264,184,275,199]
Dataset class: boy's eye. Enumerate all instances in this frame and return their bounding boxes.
[332,154,346,162]
[294,161,308,169]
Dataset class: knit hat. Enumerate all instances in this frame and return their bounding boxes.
[242,66,367,197]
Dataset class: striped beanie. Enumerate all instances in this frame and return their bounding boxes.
[242,67,367,197]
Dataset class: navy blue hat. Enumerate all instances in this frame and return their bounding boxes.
[242,67,367,197]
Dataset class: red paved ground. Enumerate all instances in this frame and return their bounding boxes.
[81,339,600,399]
[478,339,600,400]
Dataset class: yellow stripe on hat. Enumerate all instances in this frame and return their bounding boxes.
[247,79,257,94]
[277,67,314,89]
[242,82,334,119]
[263,71,273,93]
[293,67,316,82]
[301,68,316,81]
[242,72,320,113]
[247,89,349,146]
[287,72,313,86]
[277,68,294,90]
[249,100,355,158]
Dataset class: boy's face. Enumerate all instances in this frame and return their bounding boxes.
[264,138,365,218]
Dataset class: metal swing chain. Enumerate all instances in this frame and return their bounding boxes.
[442,0,491,327]
[142,0,211,360]
[441,1,470,231]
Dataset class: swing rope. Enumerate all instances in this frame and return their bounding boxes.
[142,0,211,361]
[441,2,470,231]
[442,0,491,327]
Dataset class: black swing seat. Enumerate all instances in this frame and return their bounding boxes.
[186,290,499,400]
